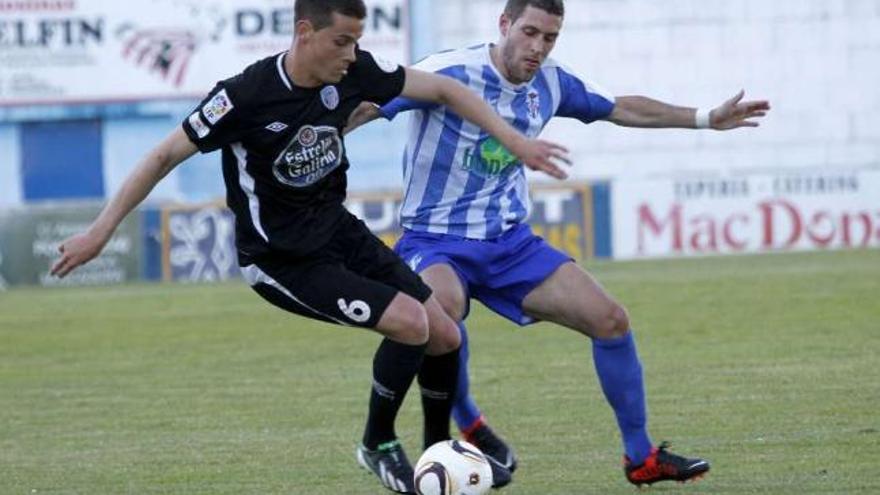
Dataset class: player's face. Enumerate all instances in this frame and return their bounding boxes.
[302,13,364,83]
[499,6,562,84]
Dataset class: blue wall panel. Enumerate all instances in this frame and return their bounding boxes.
[142,208,163,282]
[21,120,104,201]
[591,181,613,258]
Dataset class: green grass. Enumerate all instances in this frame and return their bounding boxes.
[1,250,879,494]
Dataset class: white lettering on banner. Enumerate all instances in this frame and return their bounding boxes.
[0,0,408,106]
[346,188,585,235]
[32,219,134,286]
[614,172,880,259]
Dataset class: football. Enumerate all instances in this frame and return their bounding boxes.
[413,440,493,495]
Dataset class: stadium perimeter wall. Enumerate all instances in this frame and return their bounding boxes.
[3,171,880,288]
[0,183,609,287]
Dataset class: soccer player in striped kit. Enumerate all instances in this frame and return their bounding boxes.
[346,0,770,486]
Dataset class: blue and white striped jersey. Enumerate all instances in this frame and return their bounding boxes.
[380,43,615,239]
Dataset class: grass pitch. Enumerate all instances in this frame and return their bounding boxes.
[1,250,878,494]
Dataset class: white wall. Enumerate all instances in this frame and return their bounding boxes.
[431,0,880,182]
[0,125,21,207]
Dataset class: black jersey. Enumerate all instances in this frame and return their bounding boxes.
[182,48,406,258]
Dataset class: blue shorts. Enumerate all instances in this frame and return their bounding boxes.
[394,224,572,326]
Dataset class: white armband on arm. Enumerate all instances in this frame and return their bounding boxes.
[695,108,712,129]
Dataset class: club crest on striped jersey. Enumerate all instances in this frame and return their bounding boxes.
[273,125,343,188]
[527,90,541,118]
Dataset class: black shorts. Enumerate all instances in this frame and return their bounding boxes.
[240,212,432,328]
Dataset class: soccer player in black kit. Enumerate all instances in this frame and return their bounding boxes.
[51,0,569,492]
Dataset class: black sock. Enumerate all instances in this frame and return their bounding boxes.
[362,338,426,450]
[418,347,460,450]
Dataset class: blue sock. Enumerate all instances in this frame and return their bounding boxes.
[452,322,482,431]
[592,331,653,464]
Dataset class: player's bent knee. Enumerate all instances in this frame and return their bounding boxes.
[586,302,630,340]
[377,294,430,345]
[427,317,461,355]
[397,305,430,344]
[611,304,630,335]
[394,312,430,345]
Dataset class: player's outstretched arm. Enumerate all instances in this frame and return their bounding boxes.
[608,90,770,130]
[51,127,197,278]
[401,67,571,179]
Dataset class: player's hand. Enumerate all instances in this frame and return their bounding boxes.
[50,231,108,278]
[511,137,571,180]
[710,90,771,130]
[344,102,381,135]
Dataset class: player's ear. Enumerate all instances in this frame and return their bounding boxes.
[499,13,511,36]
[295,19,315,42]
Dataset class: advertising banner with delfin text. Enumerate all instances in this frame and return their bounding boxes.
[0,0,409,106]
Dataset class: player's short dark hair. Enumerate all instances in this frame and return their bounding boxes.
[294,0,367,30]
[504,0,565,22]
